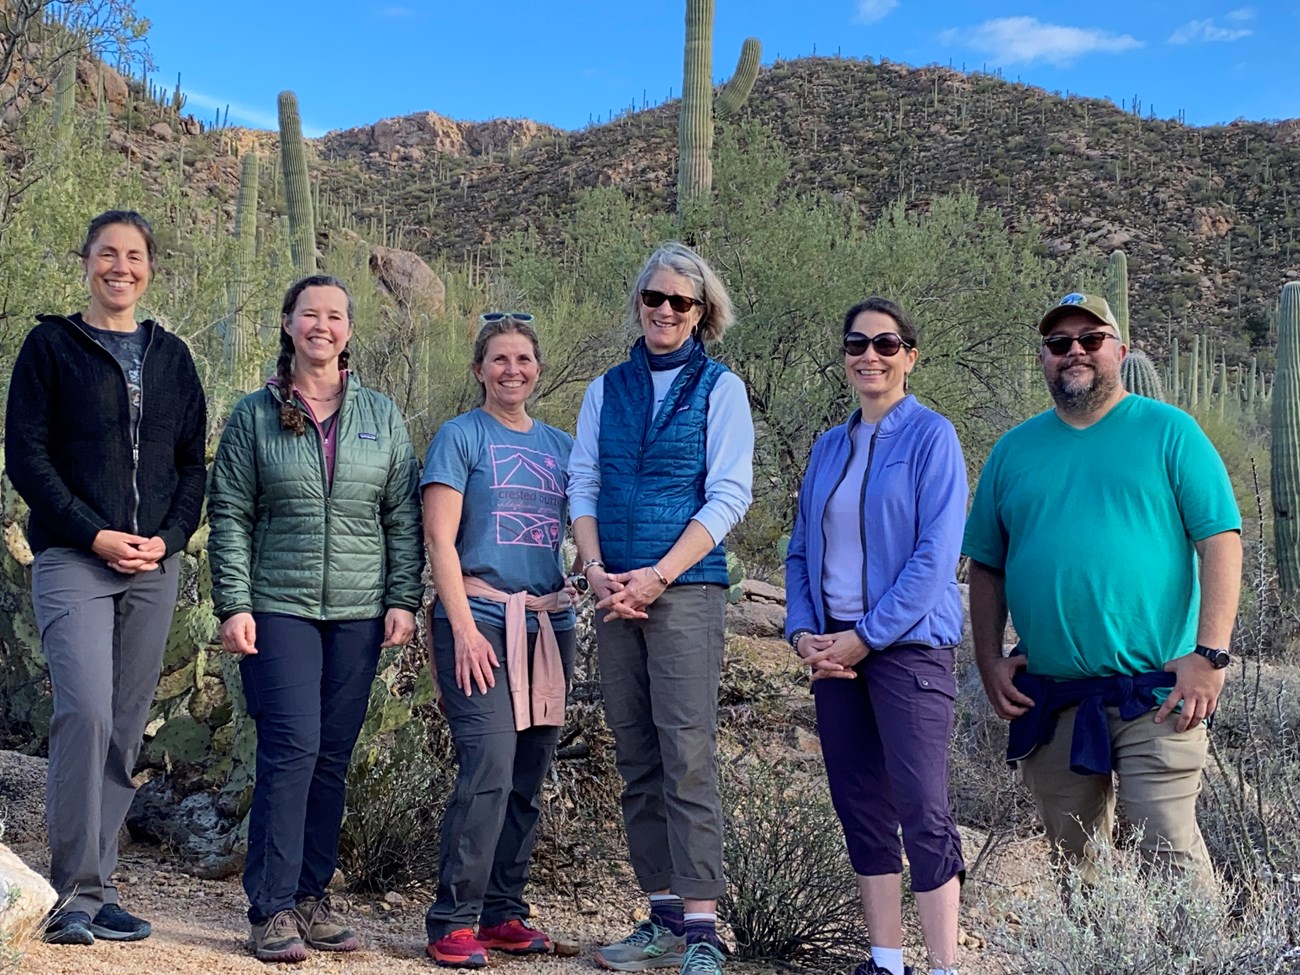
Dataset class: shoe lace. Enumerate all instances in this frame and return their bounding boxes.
[270,909,303,937]
[618,920,660,947]
[681,941,723,974]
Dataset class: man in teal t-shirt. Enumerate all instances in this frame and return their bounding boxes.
[963,292,1242,891]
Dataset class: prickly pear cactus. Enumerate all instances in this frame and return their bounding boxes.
[725,549,745,604]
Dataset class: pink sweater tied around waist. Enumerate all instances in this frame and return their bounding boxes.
[460,576,570,731]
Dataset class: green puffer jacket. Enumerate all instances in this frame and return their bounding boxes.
[208,379,423,622]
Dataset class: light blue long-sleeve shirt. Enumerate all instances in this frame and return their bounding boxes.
[567,365,754,545]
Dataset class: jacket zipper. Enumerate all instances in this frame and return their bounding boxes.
[301,386,344,619]
[857,427,881,615]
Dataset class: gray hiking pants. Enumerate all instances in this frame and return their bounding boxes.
[595,584,727,900]
[32,547,179,915]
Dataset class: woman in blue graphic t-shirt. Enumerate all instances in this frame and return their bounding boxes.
[419,312,576,968]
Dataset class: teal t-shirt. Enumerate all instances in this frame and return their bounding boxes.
[421,409,575,632]
[962,395,1240,680]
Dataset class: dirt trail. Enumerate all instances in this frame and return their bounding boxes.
[13,841,785,975]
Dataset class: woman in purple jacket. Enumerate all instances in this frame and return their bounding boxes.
[784,297,967,975]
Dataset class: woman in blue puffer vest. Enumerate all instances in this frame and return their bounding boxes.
[568,243,754,975]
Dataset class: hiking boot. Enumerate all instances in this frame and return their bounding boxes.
[478,918,551,954]
[90,903,152,941]
[295,894,360,952]
[427,928,488,968]
[595,920,687,971]
[250,909,308,963]
[680,940,726,975]
[43,910,94,945]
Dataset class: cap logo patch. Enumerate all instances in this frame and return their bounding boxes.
[1059,293,1086,306]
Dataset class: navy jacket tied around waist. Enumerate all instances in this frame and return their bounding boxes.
[1006,668,1177,776]
[596,338,729,585]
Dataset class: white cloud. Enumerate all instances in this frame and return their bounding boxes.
[1168,10,1254,44]
[186,89,327,138]
[939,16,1143,66]
[855,0,898,25]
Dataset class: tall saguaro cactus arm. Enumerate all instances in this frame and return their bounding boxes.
[225,152,260,391]
[277,90,317,277]
[715,37,761,118]
[677,0,715,210]
[1274,282,1300,591]
[1105,250,1130,346]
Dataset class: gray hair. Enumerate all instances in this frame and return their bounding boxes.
[622,241,735,344]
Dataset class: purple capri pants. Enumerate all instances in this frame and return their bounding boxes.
[813,620,965,892]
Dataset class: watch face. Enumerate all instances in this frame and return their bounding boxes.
[1212,649,1230,668]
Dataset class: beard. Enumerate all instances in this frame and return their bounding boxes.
[1047,361,1121,415]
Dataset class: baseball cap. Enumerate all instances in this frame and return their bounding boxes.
[1038,292,1120,335]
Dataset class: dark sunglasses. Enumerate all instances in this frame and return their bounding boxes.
[481,311,534,323]
[1042,331,1117,356]
[842,332,913,357]
[640,289,702,314]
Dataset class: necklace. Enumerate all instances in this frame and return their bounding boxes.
[302,388,343,402]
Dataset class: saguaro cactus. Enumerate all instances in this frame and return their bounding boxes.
[224,152,260,391]
[1105,250,1130,346]
[1273,282,1300,591]
[277,90,317,277]
[1120,348,1164,401]
[677,0,714,210]
[53,53,77,150]
[715,37,761,118]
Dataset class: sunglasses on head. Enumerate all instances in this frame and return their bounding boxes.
[481,311,534,323]
[842,331,913,357]
[1041,331,1117,356]
[640,289,702,314]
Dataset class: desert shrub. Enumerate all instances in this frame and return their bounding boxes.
[994,838,1300,975]
[719,754,865,970]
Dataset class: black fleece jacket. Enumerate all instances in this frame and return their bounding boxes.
[4,314,207,557]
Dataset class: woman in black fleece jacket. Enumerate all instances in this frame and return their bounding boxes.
[4,211,206,946]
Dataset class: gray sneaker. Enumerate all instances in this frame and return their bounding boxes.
[250,909,308,963]
[680,941,725,975]
[594,920,687,971]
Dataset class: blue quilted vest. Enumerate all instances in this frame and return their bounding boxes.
[597,338,729,586]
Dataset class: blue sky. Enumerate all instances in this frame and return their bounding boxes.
[133,1,1296,138]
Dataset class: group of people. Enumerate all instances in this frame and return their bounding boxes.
[6,210,1240,975]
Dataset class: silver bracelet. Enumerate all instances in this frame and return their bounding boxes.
[650,564,670,587]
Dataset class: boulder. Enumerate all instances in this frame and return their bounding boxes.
[126,778,242,880]
[739,578,785,603]
[0,842,55,948]
[369,245,446,314]
[726,600,785,638]
[147,121,173,142]
[76,58,128,113]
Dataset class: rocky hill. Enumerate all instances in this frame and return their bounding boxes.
[36,54,1300,363]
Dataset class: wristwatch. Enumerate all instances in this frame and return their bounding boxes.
[1193,644,1231,669]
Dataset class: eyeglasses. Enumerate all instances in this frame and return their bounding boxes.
[1041,331,1117,356]
[640,289,702,314]
[842,332,913,357]
[480,311,534,323]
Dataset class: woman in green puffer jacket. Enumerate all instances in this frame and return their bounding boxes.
[208,274,423,964]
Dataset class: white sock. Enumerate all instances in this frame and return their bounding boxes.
[648,894,678,904]
[871,946,904,975]
[931,969,957,975]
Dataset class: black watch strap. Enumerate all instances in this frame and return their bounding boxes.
[1193,644,1231,669]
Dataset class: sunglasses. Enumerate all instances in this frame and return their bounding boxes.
[640,289,703,314]
[481,311,534,323]
[842,332,913,357]
[1041,331,1117,356]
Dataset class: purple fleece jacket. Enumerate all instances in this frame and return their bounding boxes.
[784,395,968,651]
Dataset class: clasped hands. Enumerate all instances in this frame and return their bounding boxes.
[92,529,165,574]
[588,565,666,622]
[794,629,870,680]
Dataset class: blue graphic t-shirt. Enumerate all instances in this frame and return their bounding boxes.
[421,408,575,632]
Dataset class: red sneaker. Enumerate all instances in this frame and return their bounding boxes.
[427,928,488,968]
[477,918,552,955]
